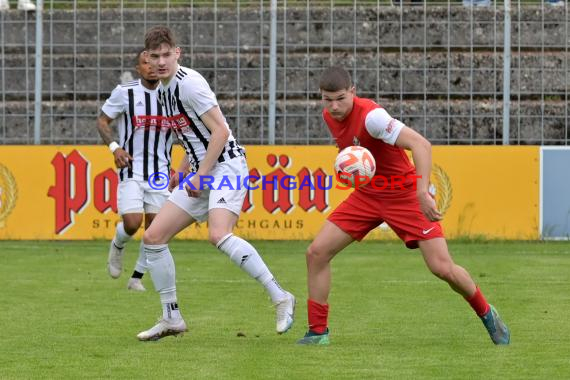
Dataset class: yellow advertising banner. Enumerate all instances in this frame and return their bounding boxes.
[0,146,538,240]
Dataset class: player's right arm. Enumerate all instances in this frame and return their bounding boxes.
[98,85,133,169]
[394,127,442,222]
[180,72,229,197]
[96,112,133,169]
[365,107,441,222]
[168,154,191,192]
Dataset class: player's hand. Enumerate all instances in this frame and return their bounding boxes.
[184,174,202,198]
[168,171,180,192]
[418,191,442,222]
[113,148,133,169]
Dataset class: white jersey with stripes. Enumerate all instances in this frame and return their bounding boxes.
[102,79,174,182]
[158,65,245,172]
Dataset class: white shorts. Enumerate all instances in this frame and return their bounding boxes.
[168,156,248,222]
[117,179,170,215]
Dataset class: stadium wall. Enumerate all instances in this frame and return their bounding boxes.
[0,145,546,240]
[1,5,568,144]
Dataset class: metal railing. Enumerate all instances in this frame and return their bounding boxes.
[0,0,567,145]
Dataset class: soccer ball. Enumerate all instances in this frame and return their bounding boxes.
[334,146,376,188]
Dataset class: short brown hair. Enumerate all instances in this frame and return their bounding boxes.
[319,66,352,92]
[144,26,176,50]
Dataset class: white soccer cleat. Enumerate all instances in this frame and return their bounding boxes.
[127,277,146,292]
[17,0,36,11]
[274,291,295,334]
[137,318,187,341]
[107,241,124,279]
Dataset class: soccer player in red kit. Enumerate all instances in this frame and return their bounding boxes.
[297,66,510,345]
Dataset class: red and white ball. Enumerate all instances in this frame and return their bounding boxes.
[334,146,376,188]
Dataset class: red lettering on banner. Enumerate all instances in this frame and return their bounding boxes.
[47,150,335,235]
[263,154,294,214]
[93,168,118,214]
[241,168,260,213]
[243,154,333,215]
[47,150,90,234]
[297,168,330,213]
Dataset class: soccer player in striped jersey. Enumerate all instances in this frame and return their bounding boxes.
[135,26,295,341]
[97,49,174,292]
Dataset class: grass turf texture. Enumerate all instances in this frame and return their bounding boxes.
[0,240,568,379]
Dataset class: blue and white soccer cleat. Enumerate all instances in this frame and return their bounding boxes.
[275,291,296,334]
[480,305,510,345]
[297,329,330,345]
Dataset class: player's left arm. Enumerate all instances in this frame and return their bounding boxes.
[181,106,228,197]
[365,107,441,221]
[395,127,442,221]
[196,105,230,177]
[181,74,230,197]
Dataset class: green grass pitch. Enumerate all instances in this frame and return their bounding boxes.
[0,240,569,379]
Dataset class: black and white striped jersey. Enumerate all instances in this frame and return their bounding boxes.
[101,79,174,182]
[158,65,244,171]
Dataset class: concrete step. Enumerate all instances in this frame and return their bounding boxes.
[1,7,567,50]
[1,51,567,100]
[1,99,567,145]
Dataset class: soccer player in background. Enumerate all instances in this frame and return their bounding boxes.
[297,66,510,345]
[135,26,295,341]
[97,49,174,292]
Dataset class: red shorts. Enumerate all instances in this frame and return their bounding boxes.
[328,188,444,249]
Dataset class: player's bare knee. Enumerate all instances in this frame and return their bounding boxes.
[208,230,228,246]
[122,214,143,235]
[306,243,330,265]
[123,223,140,236]
[143,228,163,245]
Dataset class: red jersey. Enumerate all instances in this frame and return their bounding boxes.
[323,96,417,196]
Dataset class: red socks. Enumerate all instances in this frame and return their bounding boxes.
[465,287,491,317]
[308,299,329,334]
[307,289,489,333]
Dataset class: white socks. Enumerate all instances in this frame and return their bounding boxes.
[134,241,147,274]
[143,236,286,322]
[113,222,132,249]
[163,302,181,320]
[145,243,180,319]
[216,233,287,303]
